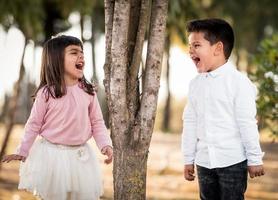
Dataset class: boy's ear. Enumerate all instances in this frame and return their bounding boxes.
[214,41,224,56]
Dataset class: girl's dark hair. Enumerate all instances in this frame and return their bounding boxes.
[33,35,96,101]
[186,18,234,60]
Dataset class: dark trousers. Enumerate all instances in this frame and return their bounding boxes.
[197,160,248,200]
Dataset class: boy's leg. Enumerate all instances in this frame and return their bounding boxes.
[216,160,248,200]
[197,165,221,200]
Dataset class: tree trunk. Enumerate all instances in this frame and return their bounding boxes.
[0,38,27,169]
[162,33,171,132]
[104,0,168,199]
[91,16,98,83]
[235,48,242,71]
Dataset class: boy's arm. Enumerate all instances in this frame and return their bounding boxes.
[234,76,264,167]
[181,82,198,166]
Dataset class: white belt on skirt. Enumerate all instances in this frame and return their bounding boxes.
[39,137,90,161]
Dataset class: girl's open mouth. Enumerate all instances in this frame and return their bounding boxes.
[75,63,83,70]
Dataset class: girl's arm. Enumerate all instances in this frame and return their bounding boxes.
[2,154,26,163]
[101,145,113,164]
[16,89,47,157]
[89,95,112,151]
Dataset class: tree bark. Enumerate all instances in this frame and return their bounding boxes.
[0,38,27,169]
[104,0,168,199]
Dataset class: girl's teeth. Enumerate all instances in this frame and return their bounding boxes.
[75,64,83,69]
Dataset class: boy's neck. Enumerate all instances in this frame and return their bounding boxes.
[208,58,227,72]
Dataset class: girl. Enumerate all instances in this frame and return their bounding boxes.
[2,35,113,200]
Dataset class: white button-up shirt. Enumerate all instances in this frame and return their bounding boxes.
[181,62,264,169]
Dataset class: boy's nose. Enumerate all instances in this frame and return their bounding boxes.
[189,47,194,54]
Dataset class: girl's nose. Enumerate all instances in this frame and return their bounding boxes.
[79,53,84,59]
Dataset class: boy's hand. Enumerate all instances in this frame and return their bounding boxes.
[248,165,265,178]
[101,146,113,164]
[184,164,195,181]
[1,154,26,163]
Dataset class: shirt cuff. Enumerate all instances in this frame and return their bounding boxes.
[247,152,265,166]
[183,156,195,165]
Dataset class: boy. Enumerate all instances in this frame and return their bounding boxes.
[181,18,265,200]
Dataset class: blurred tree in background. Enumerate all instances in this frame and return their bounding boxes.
[0,0,44,165]
[161,0,199,132]
[250,33,278,137]
[209,0,278,71]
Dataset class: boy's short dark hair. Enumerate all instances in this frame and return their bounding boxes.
[186,18,234,60]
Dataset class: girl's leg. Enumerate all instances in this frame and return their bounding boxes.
[216,160,248,200]
[197,165,221,200]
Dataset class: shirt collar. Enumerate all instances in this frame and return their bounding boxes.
[207,61,232,78]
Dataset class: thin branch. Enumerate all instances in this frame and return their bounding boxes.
[126,0,150,124]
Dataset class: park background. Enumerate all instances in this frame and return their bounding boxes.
[0,0,277,199]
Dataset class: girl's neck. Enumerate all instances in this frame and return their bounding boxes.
[64,78,79,87]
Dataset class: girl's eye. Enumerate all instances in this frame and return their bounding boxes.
[194,44,200,48]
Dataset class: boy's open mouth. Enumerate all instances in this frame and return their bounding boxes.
[192,56,200,65]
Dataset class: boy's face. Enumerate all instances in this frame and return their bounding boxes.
[188,32,219,73]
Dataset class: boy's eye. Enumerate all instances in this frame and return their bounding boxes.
[194,44,200,48]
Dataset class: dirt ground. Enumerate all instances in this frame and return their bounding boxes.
[0,125,277,200]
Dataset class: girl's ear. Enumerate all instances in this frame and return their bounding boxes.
[214,41,224,56]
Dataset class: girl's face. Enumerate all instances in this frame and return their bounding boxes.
[64,45,85,85]
[188,32,218,73]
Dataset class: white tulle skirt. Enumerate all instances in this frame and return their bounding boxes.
[18,138,103,200]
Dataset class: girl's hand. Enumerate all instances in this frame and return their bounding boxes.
[101,146,113,164]
[2,154,26,163]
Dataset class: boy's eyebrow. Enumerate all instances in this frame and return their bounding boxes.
[189,41,200,45]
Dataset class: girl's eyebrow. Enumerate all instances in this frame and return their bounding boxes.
[66,48,83,53]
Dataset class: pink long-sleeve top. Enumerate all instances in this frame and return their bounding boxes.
[17,83,112,157]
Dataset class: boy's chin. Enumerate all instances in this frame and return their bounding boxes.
[196,65,211,73]
[197,67,206,73]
